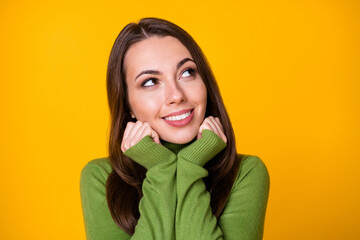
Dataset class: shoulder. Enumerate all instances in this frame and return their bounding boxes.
[80,157,113,191]
[237,154,269,179]
[219,155,270,239]
[231,154,270,193]
[81,157,113,176]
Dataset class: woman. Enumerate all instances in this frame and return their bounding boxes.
[80,17,270,240]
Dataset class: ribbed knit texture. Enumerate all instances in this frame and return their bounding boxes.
[179,129,227,166]
[80,129,270,240]
[160,138,194,155]
[123,135,176,169]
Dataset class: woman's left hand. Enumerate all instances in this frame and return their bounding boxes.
[197,116,227,143]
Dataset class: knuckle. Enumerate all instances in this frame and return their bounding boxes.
[126,122,134,129]
[141,131,149,138]
[130,139,137,147]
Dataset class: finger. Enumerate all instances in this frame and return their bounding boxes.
[139,122,152,138]
[202,118,216,132]
[122,122,135,152]
[199,119,210,133]
[206,117,220,136]
[131,122,149,146]
[206,117,227,143]
[209,116,223,136]
[212,118,227,143]
[124,121,143,150]
[123,122,134,142]
[198,118,213,139]
[151,130,161,144]
[128,121,145,148]
[215,117,224,132]
[140,122,161,144]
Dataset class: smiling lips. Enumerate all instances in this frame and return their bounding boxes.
[162,109,194,127]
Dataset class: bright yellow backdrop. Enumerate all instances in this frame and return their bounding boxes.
[1,0,359,239]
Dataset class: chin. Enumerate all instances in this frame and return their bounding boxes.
[161,131,197,144]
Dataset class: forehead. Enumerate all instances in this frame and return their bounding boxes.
[124,36,193,75]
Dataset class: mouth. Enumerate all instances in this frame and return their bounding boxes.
[162,109,194,121]
[162,109,194,127]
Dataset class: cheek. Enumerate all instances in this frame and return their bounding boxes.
[201,83,207,104]
[190,81,207,106]
[129,91,162,119]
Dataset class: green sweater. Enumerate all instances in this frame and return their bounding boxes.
[80,129,270,240]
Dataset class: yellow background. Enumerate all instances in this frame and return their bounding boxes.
[1,0,359,239]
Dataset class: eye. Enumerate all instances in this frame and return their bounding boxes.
[181,68,196,78]
[141,78,158,88]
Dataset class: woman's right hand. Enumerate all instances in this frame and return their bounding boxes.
[121,121,161,153]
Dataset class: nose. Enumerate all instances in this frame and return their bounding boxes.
[165,80,187,105]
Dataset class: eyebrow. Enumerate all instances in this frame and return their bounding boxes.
[134,57,195,81]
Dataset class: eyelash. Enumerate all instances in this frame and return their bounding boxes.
[140,68,196,88]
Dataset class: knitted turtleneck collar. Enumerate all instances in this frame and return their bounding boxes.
[160,137,197,155]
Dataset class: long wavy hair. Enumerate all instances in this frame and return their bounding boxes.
[106,17,240,235]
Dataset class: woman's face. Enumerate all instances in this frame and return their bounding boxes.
[123,36,207,144]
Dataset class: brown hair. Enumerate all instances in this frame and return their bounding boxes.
[106,17,240,235]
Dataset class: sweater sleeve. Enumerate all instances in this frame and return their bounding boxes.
[80,158,131,240]
[80,135,178,240]
[123,135,177,239]
[175,129,270,240]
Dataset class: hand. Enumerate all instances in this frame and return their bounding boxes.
[197,116,227,144]
[121,121,161,152]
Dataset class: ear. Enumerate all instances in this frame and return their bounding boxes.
[131,112,136,119]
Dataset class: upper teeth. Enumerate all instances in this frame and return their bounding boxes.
[164,111,191,121]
